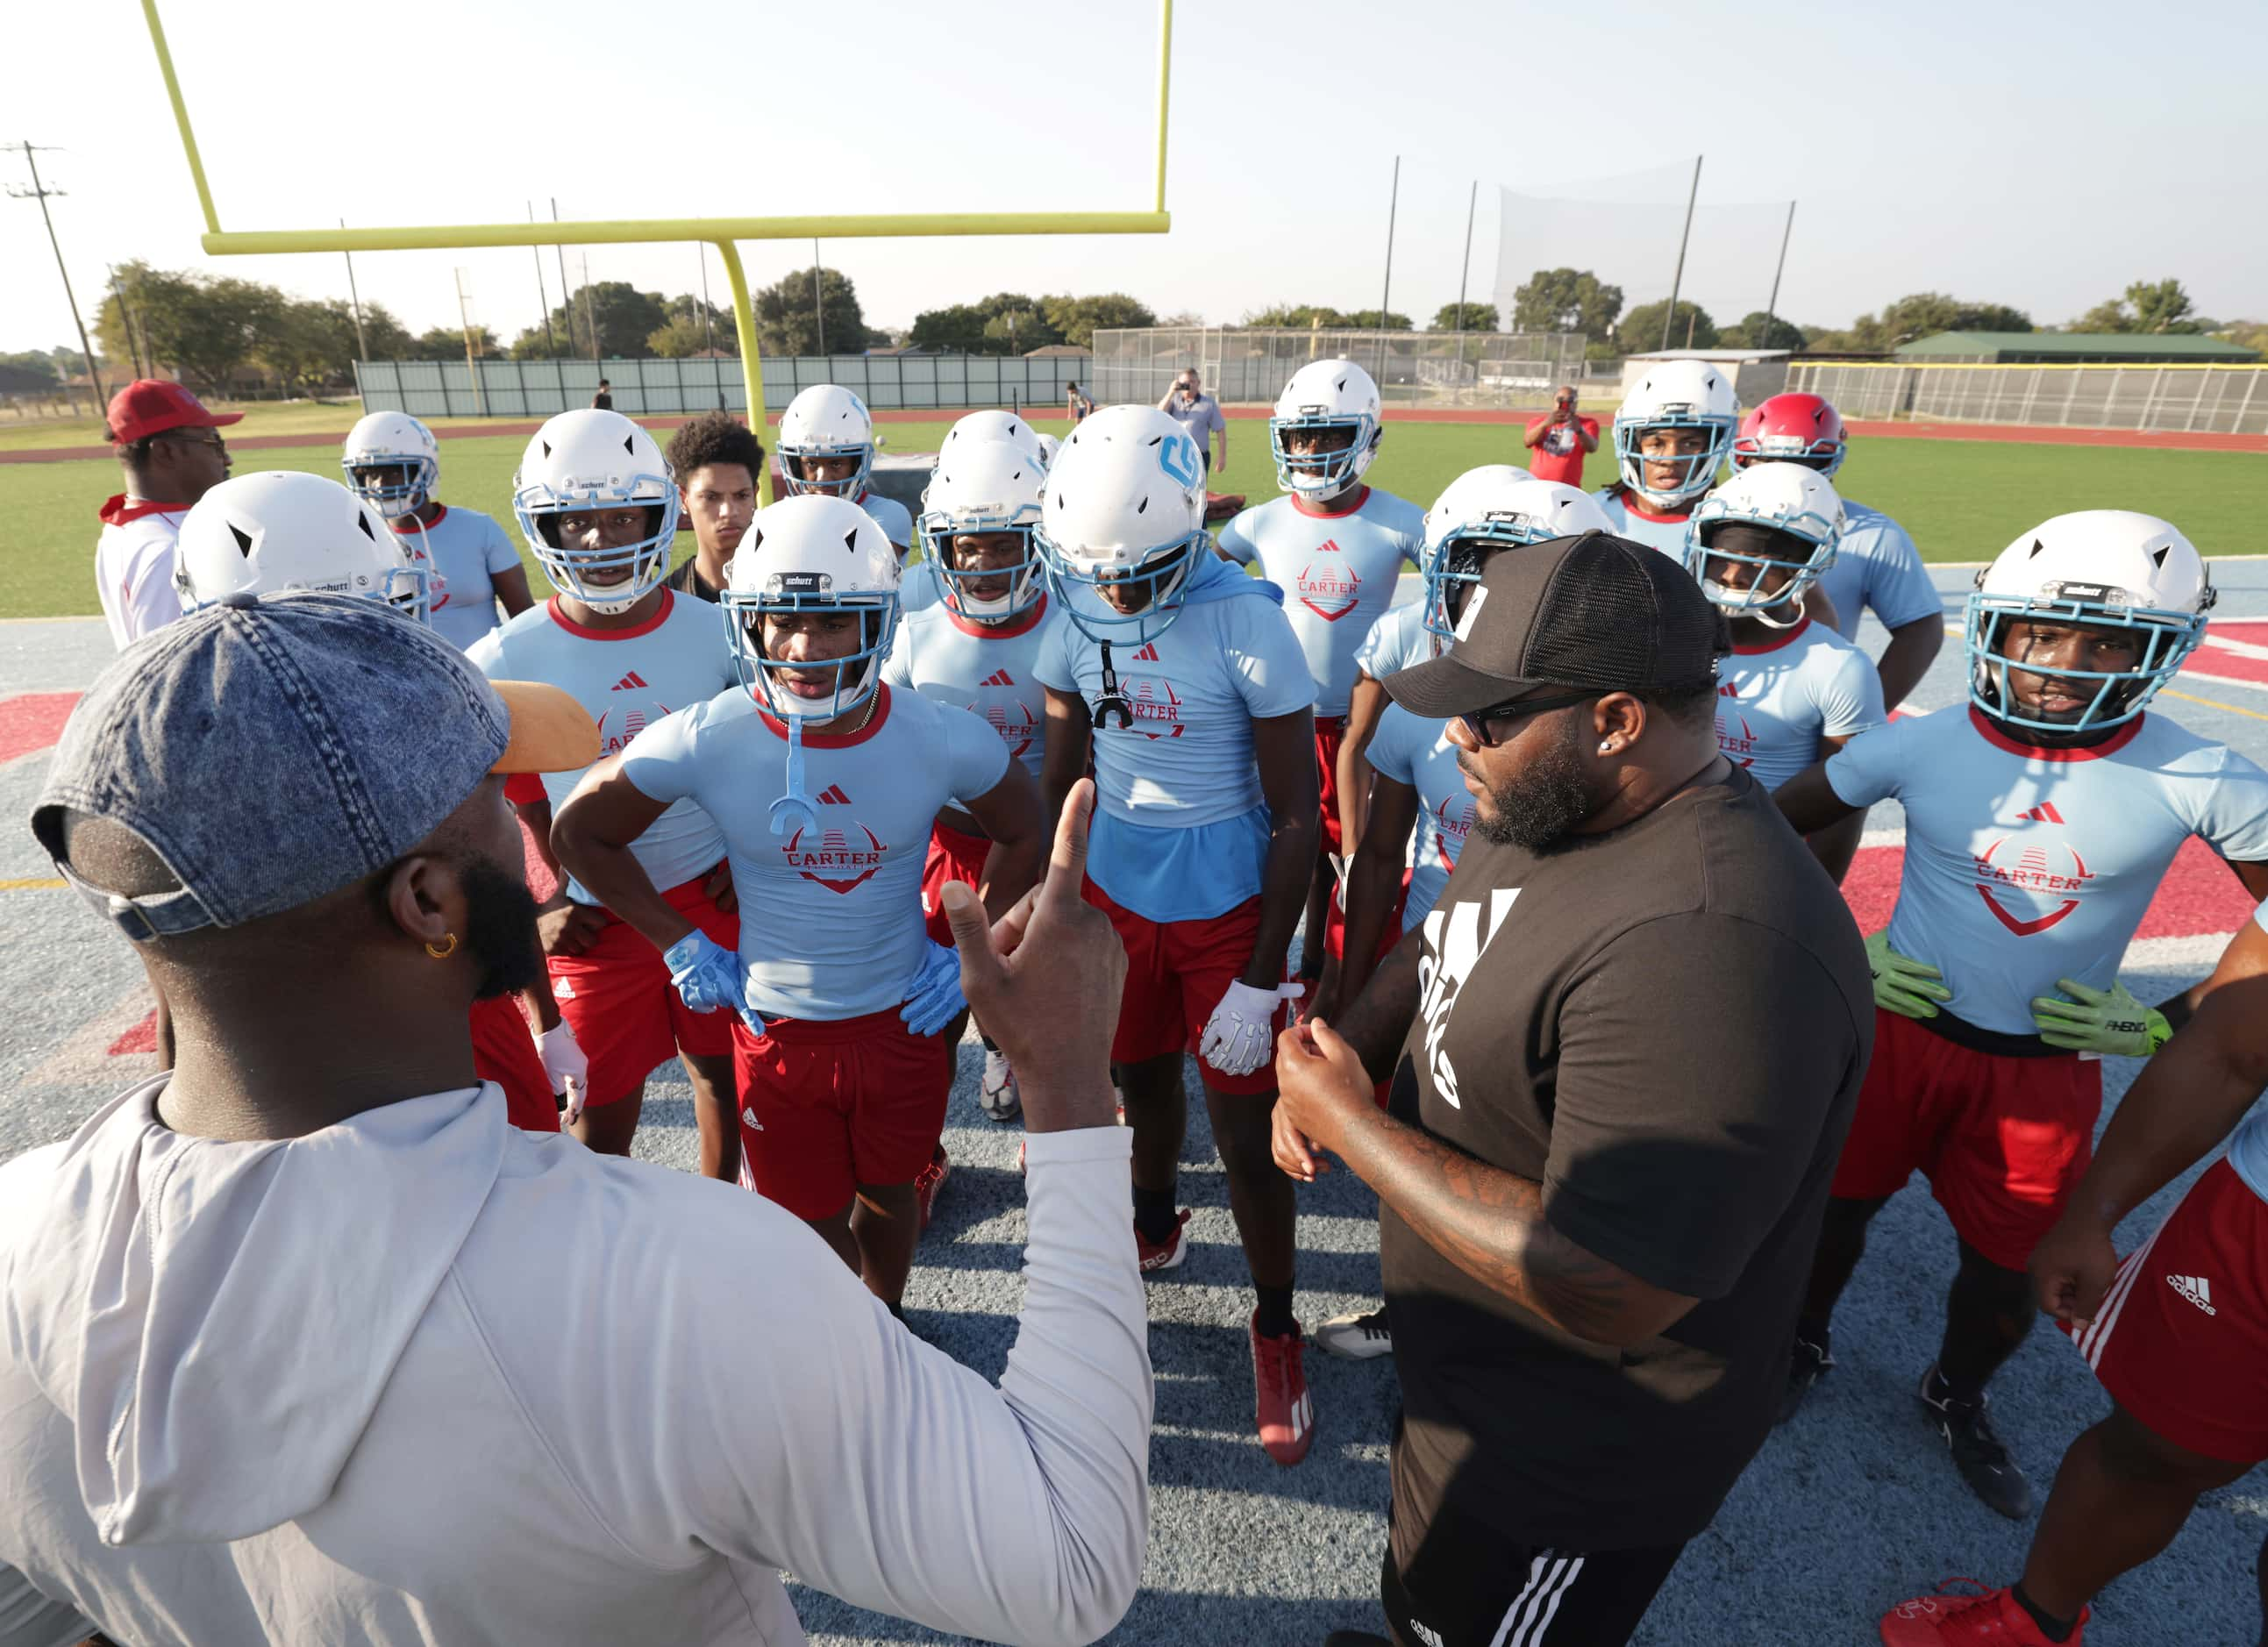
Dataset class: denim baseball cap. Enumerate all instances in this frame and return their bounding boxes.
[32,592,598,940]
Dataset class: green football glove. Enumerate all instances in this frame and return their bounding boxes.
[2031,977,2172,1057]
[1867,930,1952,1020]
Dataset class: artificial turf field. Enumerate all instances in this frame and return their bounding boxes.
[4,409,2264,618]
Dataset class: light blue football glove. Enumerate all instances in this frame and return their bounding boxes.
[664,931,766,1034]
[898,940,966,1037]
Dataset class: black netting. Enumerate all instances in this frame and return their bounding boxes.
[1522,535,1726,693]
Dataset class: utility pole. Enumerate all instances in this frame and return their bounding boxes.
[1377,154,1401,381]
[1453,178,1478,396]
[811,239,827,358]
[339,218,370,363]
[579,253,598,365]
[696,243,723,409]
[454,267,488,415]
[551,198,576,357]
[1761,200,1798,351]
[108,266,147,380]
[1661,153,1702,353]
[7,141,107,409]
[530,202,556,355]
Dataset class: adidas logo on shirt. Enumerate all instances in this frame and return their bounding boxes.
[817,784,852,805]
[2167,1273,2217,1315]
[1718,681,1740,697]
[613,671,649,692]
[1132,642,1161,662]
[981,669,1016,687]
[2015,802,2065,824]
[740,1106,764,1131]
[1409,1624,1445,1647]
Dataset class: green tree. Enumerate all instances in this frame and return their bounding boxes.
[1717,312,1808,351]
[0,350,60,382]
[95,262,287,393]
[1339,310,1412,332]
[2214,319,2268,355]
[645,293,733,358]
[754,266,869,356]
[1617,300,1718,353]
[2076,278,2200,335]
[908,303,988,353]
[1241,303,1349,328]
[1429,302,1499,332]
[1038,291,1155,347]
[1511,268,1624,339]
[406,324,499,361]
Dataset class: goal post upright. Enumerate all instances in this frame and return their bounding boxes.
[136,0,1176,481]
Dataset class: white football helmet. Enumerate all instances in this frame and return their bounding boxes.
[1034,431,1062,469]
[918,438,1047,624]
[723,493,902,721]
[175,470,429,623]
[1269,358,1383,500]
[1683,463,1844,629]
[1420,468,1608,650]
[340,410,440,520]
[1613,360,1740,509]
[942,409,1047,470]
[1966,510,2215,736]
[511,410,679,615]
[1038,403,1209,645]
[777,384,875,499]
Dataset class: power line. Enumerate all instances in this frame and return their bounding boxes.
[7,140,107,412]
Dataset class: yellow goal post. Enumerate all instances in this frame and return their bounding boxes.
[136,0,1178,500]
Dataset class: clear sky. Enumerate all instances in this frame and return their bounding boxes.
[4,0,2262,359]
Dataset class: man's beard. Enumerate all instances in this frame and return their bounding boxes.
[1470,714,1598,853]
[459,852,546,1001]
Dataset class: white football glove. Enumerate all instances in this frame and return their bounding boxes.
[535,1018,589,1126]
[1199,980,1305,1079]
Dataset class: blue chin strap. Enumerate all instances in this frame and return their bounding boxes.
[1614,416,1733,506]
[1041,536,1201,649]
[344,455,438,519]
[1963,591,2207,736]
[921,514,1045,623]
[1421,524,1557,647]
[1269,414,1373,496]
[781,446,874,500]
[720,591,901,832]
[516,482,681,611]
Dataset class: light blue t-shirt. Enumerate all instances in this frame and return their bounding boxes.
[881,594,1060,781]
[620,684,1008,1020]
[395,504,521,652]
[1362,702,1473,931]
[1813,499,1940,641]
[857,489,914,553]
[1037,562,1314,923]
[2227,899,2268,1201]
[1357,601,1430,683]
[1715,617,1885,791]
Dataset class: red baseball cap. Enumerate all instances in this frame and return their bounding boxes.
[105,381,244,446]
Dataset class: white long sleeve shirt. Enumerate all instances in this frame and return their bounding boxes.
[0,1079,1151,1646]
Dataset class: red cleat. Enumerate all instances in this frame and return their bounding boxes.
[1880,1581,2086,1645]
[1135,1209,1190,1273]
[915,1145,949,1232]
[1250,1311,1316,1466]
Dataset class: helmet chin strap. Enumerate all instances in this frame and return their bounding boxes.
[1750,595,1806,630]
[768,715,819,838]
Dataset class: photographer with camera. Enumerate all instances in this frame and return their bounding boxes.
[1522,383,1599,487]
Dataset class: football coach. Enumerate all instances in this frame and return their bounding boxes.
[1273,533,1873,1647]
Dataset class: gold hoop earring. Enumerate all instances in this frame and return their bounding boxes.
[424,933,460,959]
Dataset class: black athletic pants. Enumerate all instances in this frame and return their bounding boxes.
[1384,1501,1687,1647]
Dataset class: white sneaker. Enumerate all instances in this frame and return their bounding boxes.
[1314,1308,1393,1360]
[981,1047,1022,1122]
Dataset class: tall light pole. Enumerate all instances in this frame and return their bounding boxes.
[339,218,370,362]
[8,141,107,409]
[811,239,827,358]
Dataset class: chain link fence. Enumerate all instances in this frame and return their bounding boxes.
[354,353,1091,420]
[1787,362,2268,437]
[1088,328,1589,410]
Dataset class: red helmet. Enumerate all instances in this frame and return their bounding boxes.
[1732,393,1847,478]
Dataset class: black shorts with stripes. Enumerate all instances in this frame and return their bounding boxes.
[1383,1501,1686,1647]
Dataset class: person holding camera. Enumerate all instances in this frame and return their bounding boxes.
[1158,369,1228,475]
[1522,383,1598,487]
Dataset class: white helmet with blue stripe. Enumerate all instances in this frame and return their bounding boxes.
[918,437,1046,624]
[175,470,430,624]
[1683,462,1844,630]
[723,493,902,722]
[1966,510,2214,737]
[1270,357,1383,501]
[512,409,680,616]
[1613,359,1740,510]
[778,384,876,500]
[1420,468,1608,651]
[1038,403,1209,645]
[341,410,440,520]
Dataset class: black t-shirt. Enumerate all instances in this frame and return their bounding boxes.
[591,390,613,410]
[662,555,722,603]
[1381,764,1872,1551]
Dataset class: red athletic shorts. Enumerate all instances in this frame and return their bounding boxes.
[1082,880,1288,1097]
[729,1006,952,1219]
[546,872,737,1108]
[2066,1159,2268,1464]
[468,993,559,1134]
[1831,1007,2102,1272]
[1323,867,1411,965]
[1316,714,1347,852]
[920,820,991,947]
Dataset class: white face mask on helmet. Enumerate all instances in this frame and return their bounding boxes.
[942,409,1047,472]
[175,470,430,623]
[1037,403,1210,647]
[1965,510,2215,738]
[1683,462,1844,629]
[341,410,440,520]
[1420,467,1609,652]
[1269,357,1383,501]
[777,385,876,500]
[723,493,903,722]
[1613,360,1740,510]
[512,410,679,616]
[918,438,1046,624]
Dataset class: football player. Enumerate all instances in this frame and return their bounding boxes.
[775,384,918,594]
[1594,358,1741,558]
[1733,392,1943,709]
[663,411,766,603]
[1312,469,1612,1363]
[1036,405,1320,1464]
[343,410,533,652]
[1883,906,2268,1646]
[883,436,1057,1124]
[1772,511,2268,1518]
[1684,461,1882,881]
[175,469,583,1136]
[552,494,1043,1314]
[1216,360,1425,984]
[468,410,742,1167]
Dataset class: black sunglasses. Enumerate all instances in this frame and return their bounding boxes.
[1459,689,1598,748]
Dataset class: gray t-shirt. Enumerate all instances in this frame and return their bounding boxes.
[1158,389,1225,446]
